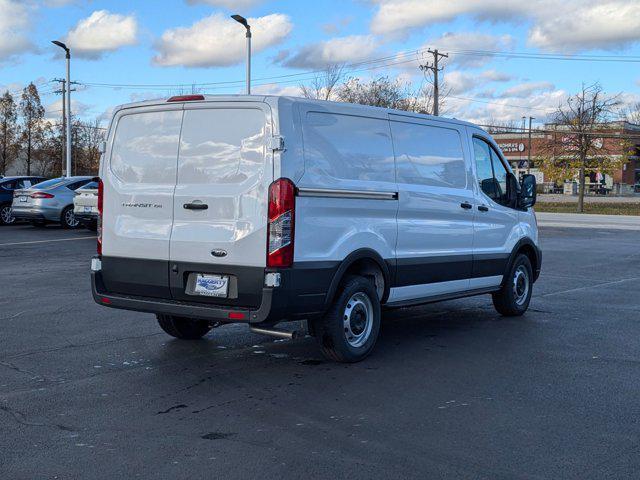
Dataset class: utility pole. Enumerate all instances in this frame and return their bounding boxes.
[52,78,77,177]
[527,116,535,174]
[420,49,448,116]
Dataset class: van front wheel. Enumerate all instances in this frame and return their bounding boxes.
[492,254,533,316]
[156,315,212,340]
[316,275,381,363]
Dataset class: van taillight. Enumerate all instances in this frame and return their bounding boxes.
[97,178,103,255]
[267,178,295,268]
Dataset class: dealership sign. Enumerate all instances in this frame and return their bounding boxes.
[497,142,526,153]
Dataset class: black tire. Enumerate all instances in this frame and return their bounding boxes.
[492,254,533,316]
[61,206,79,229]
[156,315,212,340]
[0,204,14,225]
[315,275,381,363]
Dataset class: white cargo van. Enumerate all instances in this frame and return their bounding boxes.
[92,94,541,362]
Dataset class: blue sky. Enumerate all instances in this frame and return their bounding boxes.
[2,0,640,127]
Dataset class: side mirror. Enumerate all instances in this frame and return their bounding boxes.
[506,173,519,209]
[519,174,537,209]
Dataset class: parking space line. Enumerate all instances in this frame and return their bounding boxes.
[0,236,96,247]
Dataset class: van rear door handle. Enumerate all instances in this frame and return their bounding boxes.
[460,202,472,210]
[183,202,208,210]
[478,205,489,212]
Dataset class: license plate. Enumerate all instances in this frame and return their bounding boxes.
[193,274,228,297]
[19,196,26,202]
[84,206,92,212]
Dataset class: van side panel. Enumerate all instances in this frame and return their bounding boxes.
[295,105,398,291]
[389,116,476,302]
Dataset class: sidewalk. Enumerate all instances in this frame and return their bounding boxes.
[536,212,640,231]
[538,194,640,204]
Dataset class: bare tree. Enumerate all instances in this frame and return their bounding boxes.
[336,76,436,113]
[18,83,45,175]
[540,83,623,212]
[300,65,344,101]
[0,90,17,175]
[485,118,521,134]
[620,101,640,125]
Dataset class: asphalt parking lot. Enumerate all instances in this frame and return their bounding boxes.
[1,223,639,479]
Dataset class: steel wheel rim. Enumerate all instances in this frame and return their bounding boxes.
[343,292,373,348]
[65,209,78,227]
[1,206,14,224]
[512,265,530,306]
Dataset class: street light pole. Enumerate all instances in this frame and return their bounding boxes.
[231,15,251,95]
[527,116,535,175]
[52,40,72,177]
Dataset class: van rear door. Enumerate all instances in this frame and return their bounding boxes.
[101,106,183,298]
[169,103,273,308]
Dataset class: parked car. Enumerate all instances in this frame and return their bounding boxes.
[73,180,99,231]
[0,176,46,224]
[91,95,541,363]
[12,176,93,228]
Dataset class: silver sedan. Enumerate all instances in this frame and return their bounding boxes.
[12,176,94,228]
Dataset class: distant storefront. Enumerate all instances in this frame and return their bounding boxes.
[492,121,640,193]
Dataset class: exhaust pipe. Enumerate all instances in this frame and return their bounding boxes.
[249,326,304,340]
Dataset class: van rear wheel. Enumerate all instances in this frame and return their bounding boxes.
[492,254,533,316]
[156,315,212,340]
[315,275,381,363]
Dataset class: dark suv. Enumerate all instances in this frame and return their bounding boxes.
[0,176,46,224]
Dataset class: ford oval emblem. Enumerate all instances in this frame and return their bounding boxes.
[211,249,227,258]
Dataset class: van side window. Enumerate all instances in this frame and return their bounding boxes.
[473,137,510,206]
[303,112,395,185]
[390,120,466,188]
[111,111,183,184]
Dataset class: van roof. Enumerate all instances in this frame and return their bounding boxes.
[111,94,481,130]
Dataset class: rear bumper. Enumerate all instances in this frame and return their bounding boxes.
[75,212,98,223]
[92,268,273,324]
[12,205,61,222]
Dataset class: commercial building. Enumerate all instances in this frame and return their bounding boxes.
[493,121,640,194]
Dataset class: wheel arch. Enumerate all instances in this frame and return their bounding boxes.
[323,248,391,311]
[503,237,541,285]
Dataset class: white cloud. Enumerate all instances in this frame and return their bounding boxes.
[185,0,263,8]
[154,13,292,67]
[442,69,515,96]
[251,83,302,97]
[281,35,378,69]
[45,98,91,120]
[528,2,640,51]
[369,0,527,36]
[481,70,514,83]
[499,81,554,98]
[0,0,34,62]
[370,0,640,52]
[44,0,81,6]
[64,10,138,59]
[446,89,566,125]
[422,32,514,68]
